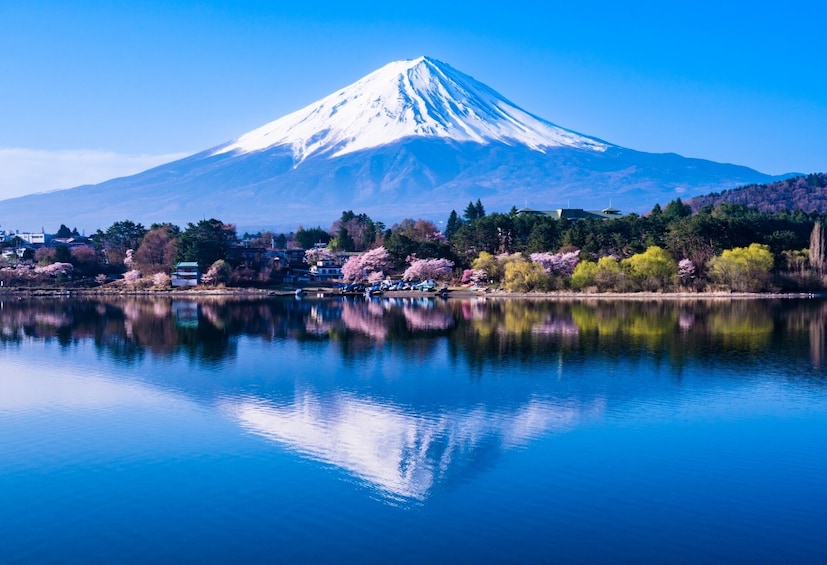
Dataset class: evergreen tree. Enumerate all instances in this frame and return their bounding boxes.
[475,199,486,219]
[445,210,462,240]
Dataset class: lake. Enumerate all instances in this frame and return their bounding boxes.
[1,295,826,563]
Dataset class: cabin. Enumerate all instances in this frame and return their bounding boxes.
[171,262,200,287]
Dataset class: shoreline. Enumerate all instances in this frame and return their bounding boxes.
[1,285,824,301]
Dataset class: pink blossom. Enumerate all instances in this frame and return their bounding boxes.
[678,258,696,283]
[304,247,336,265]
[34,262,74,277]
[530,250,580,277]
[341,247,391,281]
[403,258,454,281]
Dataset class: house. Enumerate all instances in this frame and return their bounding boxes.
[171,262,200,287]
[516,207,622,221]
[309,258,343,281]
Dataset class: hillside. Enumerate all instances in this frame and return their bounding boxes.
[689,173,827,214]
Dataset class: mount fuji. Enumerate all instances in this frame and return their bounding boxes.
[1,57,789,232]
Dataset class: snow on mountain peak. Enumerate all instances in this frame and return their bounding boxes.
[214,56,610,163]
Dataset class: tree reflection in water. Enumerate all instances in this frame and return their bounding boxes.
[0,296,825,371]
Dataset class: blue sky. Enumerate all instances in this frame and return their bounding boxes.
[1,1,825,200]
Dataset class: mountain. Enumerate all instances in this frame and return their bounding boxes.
[0,56,792,233]
[688,173,827,214]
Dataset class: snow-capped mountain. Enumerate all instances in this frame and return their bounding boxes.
[0,57,790,232]
[216,57,608,163]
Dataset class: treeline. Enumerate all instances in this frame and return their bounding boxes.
[3,196,827,293]
[296,198,827,292]
[689,173,827,215]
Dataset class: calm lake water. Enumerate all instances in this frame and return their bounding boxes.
[1,295,826,563]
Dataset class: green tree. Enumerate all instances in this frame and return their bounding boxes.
[708,243,774,292]
[504,259,549,293]
[55,224,72,238]
[621,246,677,291]
[570,260,598,290]
[445,210,462,240]
[294,226,330,249]
[593,256,627,292]
[93,220,147,265]
[176,219,237,268]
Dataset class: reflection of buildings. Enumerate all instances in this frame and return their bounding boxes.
[223,392,604,501]
[172,301,199,328]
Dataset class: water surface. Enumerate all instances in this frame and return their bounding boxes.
[1,296,826,563]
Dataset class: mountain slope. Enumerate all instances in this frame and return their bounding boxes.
[688,173,827,214]
[0,57,791,232]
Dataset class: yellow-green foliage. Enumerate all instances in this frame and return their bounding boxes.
[570,261,598,289]
[621,246,677,291]
[503,259,549,293]
[471,252,523,283]
[708,243,774,292]
[594,256,625,291]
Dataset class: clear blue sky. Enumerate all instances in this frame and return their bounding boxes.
[1,1,825,199]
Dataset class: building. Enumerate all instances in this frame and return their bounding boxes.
[309,258,343,281]
[516,207,622,221]
[16,232,46,245]
[171,262,200,287]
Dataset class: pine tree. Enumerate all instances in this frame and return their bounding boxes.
[445,210,462,240]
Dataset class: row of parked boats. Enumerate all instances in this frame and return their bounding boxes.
[337,279,448,296]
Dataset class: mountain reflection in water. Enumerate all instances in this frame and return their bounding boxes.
[2,295,826,501]
[225,392,604,501]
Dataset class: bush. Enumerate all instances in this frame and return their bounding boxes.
[708,244,774,292]
[503,260,549,292]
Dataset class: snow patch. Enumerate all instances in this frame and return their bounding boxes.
[214,57,610,163]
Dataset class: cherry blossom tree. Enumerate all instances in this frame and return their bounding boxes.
[304,247,336,265]
[403,258,454,281]
[123,269,142,284]
[529,250,580,277]
[341,247,391,281]
[34,262,74,277]
[678,258,696,285]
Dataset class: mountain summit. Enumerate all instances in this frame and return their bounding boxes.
[215,57,608,163]
[0,57,789,232]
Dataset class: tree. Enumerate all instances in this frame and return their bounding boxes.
[329,211,380,251]
[304,247,336,265]
[445,210,462,240]
[708,243,774,292]
[570,261,598,290]
[294,226,330,249]
[621,246,677,291]
[593,256,628,292]
[55,224,72,238]
[341,247,391,281]
[663,198,692,220]
[403,258,454,281]
[135,228,178,273]
[529,250,580,277]
[201,259,232,285]
[504,259,549,293]
[94,220,147,266]
[176,219,237,268]
[810,222,826,275]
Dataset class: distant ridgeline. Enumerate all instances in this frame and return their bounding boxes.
[689,173,827,214]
